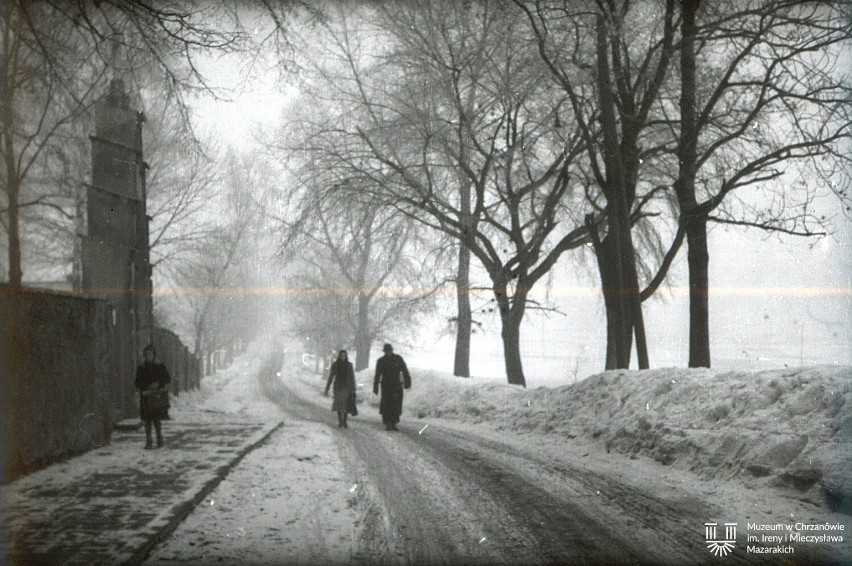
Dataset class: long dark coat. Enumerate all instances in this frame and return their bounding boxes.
[373,353,411,424]
[325,360,356,413]
[135,361,171,421]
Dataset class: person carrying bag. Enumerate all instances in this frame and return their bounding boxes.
[135,345,172,449]
[324,350,356,428]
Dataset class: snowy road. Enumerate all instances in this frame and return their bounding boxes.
[148,351,846,565]
[257,360,715,565]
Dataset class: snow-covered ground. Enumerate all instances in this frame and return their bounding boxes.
[142,337,849,562]
[150,340,361,565]
[402,365,851,512]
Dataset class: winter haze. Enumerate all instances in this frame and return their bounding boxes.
[2,1,850,564]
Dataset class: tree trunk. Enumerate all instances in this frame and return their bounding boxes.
[587,214,625,370]
[3,120,22,286]
[499,314,525,387]
[677,0,710,367]
[633,295,650,369]
[455,121,474,378]
[453,243,471,377]
[591,214,652,371]
[686,215,711,367]
[601,228,633,369]
[6,176,22,287]
[494,281,527,387]
[3,11,22,288]
[594,15,637,371]
[598,237,622,370]
[354,293,371,371]
[621,229,649,369]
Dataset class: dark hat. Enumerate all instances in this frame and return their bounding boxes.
[382,343,393,352]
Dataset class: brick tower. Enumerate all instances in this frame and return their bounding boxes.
[81,79,152,418]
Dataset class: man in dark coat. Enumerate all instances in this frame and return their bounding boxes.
[134,345,171,449]
[373,343,411,431]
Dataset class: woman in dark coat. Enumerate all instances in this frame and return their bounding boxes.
[324,350,356,428]
[134,345,171,449]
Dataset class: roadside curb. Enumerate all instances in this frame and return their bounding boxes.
[121,420,284,565]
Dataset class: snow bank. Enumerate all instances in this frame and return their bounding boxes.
[405,365,851,513]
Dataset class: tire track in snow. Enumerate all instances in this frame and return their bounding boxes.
[262,364,657,564]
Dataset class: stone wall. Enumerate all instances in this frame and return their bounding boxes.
[1,286,115,481]
[0,285,200,482]
[152,327,201,395]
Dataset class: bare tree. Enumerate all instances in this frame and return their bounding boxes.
[520,0,850,370]
[144,100,220,276]
[668,0,851,367]
[291,3,595,386]
[157,151,266,363]
[283,264,355,374]
[0,115,91,284]
[518,0,678,370]
[1,2,105,285]
[1,0,242,286]
[281,181,440,371]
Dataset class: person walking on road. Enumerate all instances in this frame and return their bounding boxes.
[324,349,356,428]
[373,343,411,431]
[134,345,171,449]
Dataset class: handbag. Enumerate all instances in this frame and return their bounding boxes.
[145,388,170,413]
[347,392,358,416]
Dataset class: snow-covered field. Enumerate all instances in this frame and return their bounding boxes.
[387,287,851,388]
